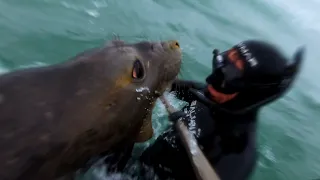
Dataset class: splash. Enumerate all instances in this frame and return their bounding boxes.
[77,154,161,180]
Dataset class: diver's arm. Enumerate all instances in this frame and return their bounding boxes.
[171,79,207,103]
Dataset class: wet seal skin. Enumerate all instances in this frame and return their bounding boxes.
[0,39,182,180]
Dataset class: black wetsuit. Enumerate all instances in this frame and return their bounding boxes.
[140,81,259,180]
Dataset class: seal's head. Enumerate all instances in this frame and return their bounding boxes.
[96,39,182,142]
[0,39,181,179]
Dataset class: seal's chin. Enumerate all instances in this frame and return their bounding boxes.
[134,79,177,142]
[134,98,157,142]
[163,75,178,92]
[167,78,176,91]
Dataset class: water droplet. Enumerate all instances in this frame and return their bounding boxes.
[137,97,141,101]
[154,90,161,96]
[136,87,150,92]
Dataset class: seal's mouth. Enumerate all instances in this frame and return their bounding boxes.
[134,40,181,142]
[161,40,182,82]
[134,79,178,142]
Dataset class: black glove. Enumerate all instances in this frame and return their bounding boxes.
[171,79,207,92]
[170,79,207,103]
[168,110,188,125]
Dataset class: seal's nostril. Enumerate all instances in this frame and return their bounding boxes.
[169,40,180,50]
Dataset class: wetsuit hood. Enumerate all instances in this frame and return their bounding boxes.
[191,40,305,115]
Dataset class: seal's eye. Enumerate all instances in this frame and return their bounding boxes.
[132,59,144,79]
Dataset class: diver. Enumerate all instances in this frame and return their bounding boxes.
[139,40,305,180]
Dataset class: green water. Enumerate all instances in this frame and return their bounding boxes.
[1,0,320,179]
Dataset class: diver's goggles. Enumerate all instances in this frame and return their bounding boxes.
[207,48,245,94]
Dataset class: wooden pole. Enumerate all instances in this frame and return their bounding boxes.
[160,97,221,180]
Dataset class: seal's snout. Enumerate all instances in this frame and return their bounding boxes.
[169,40,180,50]
[160,40,181,52]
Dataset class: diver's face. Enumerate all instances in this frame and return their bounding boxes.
[206,48,245,103]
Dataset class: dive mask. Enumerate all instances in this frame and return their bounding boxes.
[206,48,246,94]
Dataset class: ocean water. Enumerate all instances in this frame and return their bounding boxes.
[1,0,320,179]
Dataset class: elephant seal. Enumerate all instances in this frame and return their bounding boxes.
[0,39,182,180]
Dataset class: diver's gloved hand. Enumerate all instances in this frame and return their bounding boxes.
[168,110,188,125]
[171,79,207,92]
